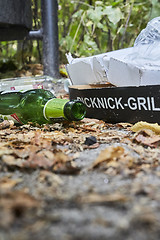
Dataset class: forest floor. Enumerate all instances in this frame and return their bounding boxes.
[0,78,160,240]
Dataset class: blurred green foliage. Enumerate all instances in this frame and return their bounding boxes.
[0,0,159,68]
[59,0,160,61]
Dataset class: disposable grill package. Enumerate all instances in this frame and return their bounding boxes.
[67,17,160,123]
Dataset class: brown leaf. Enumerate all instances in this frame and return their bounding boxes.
[0,147,13,157]
[131,121,160,134]
[0,190,40,227]
[131,206,158,227]
[81,118,103,124]
[2,155,23,167]
[133,129,160,148]
[0,191,39,209]
[39,170,63,185]
[117,122,133,128]
[25,149,55,168]
[84,142,100,149]
[77,192,128,204]
[53,152,81,174]
[0,177,22,191]
[92,146,125,169]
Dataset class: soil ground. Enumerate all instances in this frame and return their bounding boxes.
[0,81,160,240]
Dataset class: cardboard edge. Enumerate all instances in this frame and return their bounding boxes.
[69,83,114,90]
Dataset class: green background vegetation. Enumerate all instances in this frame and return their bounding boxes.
[0,0,159,70]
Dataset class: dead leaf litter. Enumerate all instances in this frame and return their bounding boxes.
[0,119,160,239]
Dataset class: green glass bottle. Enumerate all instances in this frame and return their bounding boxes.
[0,89,86,124]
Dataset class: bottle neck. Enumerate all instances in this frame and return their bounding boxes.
[43,98,86,121]
[43,98,68,120]
[63,100,86,121]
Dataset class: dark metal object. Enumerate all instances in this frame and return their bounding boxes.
[29,0,60,78]
[84,136,97,146]
[0,0,32,41]
[28,29,43,40]
[40,0,60,78]
[0,0,60,79]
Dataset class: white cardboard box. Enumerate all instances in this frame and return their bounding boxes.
[66,47,160,87]
[66,48,133,86]
[108,57,160,87]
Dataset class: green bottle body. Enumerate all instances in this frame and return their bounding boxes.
[0,89,86,124]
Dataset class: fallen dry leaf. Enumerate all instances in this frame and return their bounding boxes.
[131,121,160,134]
[131,206,158,227]
[133,129,160,148]
[117,122,133,128]
[90,145,139,176]
[80,118,104,124]
[0,191,39,210]
[92,146,125,169]
[0,176,22,191]
[0,190,40,227]
[0,147,13,157]
[39,170,63,186]
[2,155,23,167]
[24,149,55,169]
[77,192,128,204]
[84,142,100,149]
[53,152,81,174]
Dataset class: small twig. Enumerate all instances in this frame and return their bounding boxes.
[69,12,86,53]
[120,2,133,48]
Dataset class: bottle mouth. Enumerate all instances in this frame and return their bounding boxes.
[64,100,86,121]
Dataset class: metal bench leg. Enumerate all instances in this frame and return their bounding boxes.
[41,0,60,78]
